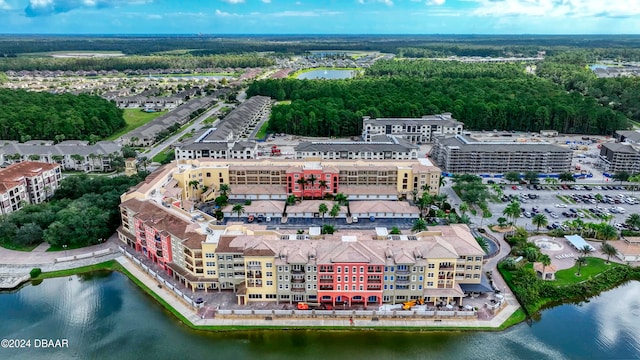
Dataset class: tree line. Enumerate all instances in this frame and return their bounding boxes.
[0,54,274,72]
[0,173,147,250]
[247,64,629,137]
[0,89,125,141]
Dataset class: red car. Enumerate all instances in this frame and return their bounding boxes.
[512,185,518,190]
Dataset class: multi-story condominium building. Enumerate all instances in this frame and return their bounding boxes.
[121,96,218,147]
[598,142,640,174]
[0,140,121,172]
[361,114,464,144]
[174,96,271,161]
[0,161,62,214]
[118,196,485,307]
[430,135,573,174]
[162,158,440,203]
[295,136,418,160]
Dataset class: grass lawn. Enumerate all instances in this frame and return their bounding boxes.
[34,260,120,280]
[0,242,40,252]
[106,109,167,140]
[553,257,618,286]
[152,148,174,163]
[255,122,269,139]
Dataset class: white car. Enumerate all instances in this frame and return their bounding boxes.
[555,204,567,208]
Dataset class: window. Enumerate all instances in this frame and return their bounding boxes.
[207,270,215,275]
[248,294,263,299]
[352,285,356,290]
[266,263,273,268]
[418,285,423,290]
[266,281,273,286]
[360,267,364,273]
[411,285,416,290]
[206,262,215,267]
[344,267,348,274]
[220,273,225,278]
[205,253,215,258]
[337,285,341,290]
[427,282,433,287]
[428,273,434,278]
[428,264,435,269]
[279,284,283,289]
[338,267,342,273]
[390,276,394,281]
[390,285,394,290]
[266,272,273,277]
[359,285,363,291]
[353,267,357,273]
[337,276,341,282]
[384,285,388,290]
[475,257,482,262]
[419,276,423,281]
[474,274,480,279]
[278,275,283,281]
[359,276,364,282]
[474,265,481,270]
[266,294,277,299]
[278,266,283,272]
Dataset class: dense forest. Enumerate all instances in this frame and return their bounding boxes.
[0,54,274,72]
[0,89,125,141]
[247,60,630,137]
[2,35,640,57]
[0,173,147,250]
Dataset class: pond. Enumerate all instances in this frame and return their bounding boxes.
[296,69,355,80]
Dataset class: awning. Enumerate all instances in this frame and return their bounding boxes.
[459,275,493,293]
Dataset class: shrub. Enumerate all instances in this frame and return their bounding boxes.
[30,268,42,278]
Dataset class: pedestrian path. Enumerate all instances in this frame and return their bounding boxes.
[115,255,521,329]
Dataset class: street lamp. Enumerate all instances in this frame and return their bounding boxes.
[63,244,68,257]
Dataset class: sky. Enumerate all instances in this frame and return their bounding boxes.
[0,0,638,35]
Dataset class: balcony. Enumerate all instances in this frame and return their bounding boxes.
[291,288,306,293]
[395,278,410,285]
[438,275,454,280]
[247,265,262,271]
[138,232,146,239]
[291,278,305,284]
[396,269,410,275]
[320,285,334,290]
[291,268,305,274]
[319,279,333,284]
[439,266,455,271]
[367,278,382,284]
[234,264,245,270]
[156,250,163,258]
[247,271,262,278]
[367,285,381,291]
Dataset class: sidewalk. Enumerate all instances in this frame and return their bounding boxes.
[115,255,521,329]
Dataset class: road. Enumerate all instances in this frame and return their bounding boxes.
[145,101,233,161]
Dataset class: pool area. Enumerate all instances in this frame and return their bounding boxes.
[535,238,564,251]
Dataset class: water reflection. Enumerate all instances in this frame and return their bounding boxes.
[1,273,639,359]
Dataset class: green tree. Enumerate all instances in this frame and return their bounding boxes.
[539,254,551,277]
[532,213,548,232]
[318,203,328,221]
[625,213,640,230]
[232,203,245,221]
[579,244,594,258]
[218,183,231,198]
[497,217,508,228]
[188,180,200,200]
[505,171,521,183]
[458,202,469,217]
[411,218,427,233]
[330,204,341,223]
[559,172,576,183]
[13,223,44,246]
[598,224,618,240]
[524,171,540,184]
[600,241,618,264]
[575,256,587,276]
[503,200,522,226]
[306,174,317,198]
[480,208,492,227]
[321,224,335,235]
[296,176,307,199]
[613,171,631,184]
[390,226,401,235]
[334,193,348,206]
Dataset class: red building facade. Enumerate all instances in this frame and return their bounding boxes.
[317,262,384,307]
[286,165,339,199]
[134,217,173,271]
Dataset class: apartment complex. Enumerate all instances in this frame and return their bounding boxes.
[361,114,464,144]
[430,135,573,174]
[295,136,418,160]
[117,196,485,306]
[162,158,440,203]
[0,161,62,215]
[0,140,121,172]
[174,96,271,161]
[598,142,640,174]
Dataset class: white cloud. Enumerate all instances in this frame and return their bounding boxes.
[261,0,271,3]
[0,0,12,10]
[215,9,240,17]
[220,0,245,4]
[428,0,445,5]
[272,10,342,17]
[358,0,394,5]
[25,0,155,16]
[471,0,640,18]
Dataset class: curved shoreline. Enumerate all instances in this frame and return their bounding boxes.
[288,67,362,79]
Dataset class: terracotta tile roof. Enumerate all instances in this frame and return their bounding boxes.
[0,161,59,183]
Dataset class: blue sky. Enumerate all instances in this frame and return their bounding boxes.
[0,0,639,34]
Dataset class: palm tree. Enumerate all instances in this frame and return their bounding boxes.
[497,217,508,228]
[188,180,200,200]
[626,213,640,230]
[544,177,558,185]
[433,194,448,208]
[137,156,150,171]
[318,203,328,221]
[232,204,245,221]
[458,202,469,217]
[329,204,341,223]
[412,218,427,233]
[334,193,348,206]
[532,213,548,232]
[296,176,307,200]
[306,174,317,198]
[439,176,447,189]
[219,183,231,198]
[575,256,587,276]
[480,209,492,227]
[600,242,618,264]
[599,224,618,241]
[539,254,551,278]
[318,180,328,198]
[503,200,521,226]
[579,244,594,258]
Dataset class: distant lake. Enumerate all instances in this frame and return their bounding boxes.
[2,273,640,359]
[297,69,355,80]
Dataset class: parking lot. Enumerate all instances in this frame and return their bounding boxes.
[475,182,640,231]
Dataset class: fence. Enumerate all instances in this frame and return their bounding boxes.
[216,308,477,320]
[54,248,113,263]
[118,246,197,308]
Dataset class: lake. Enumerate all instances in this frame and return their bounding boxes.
[296,69,355,80]
[1,272,639,359]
